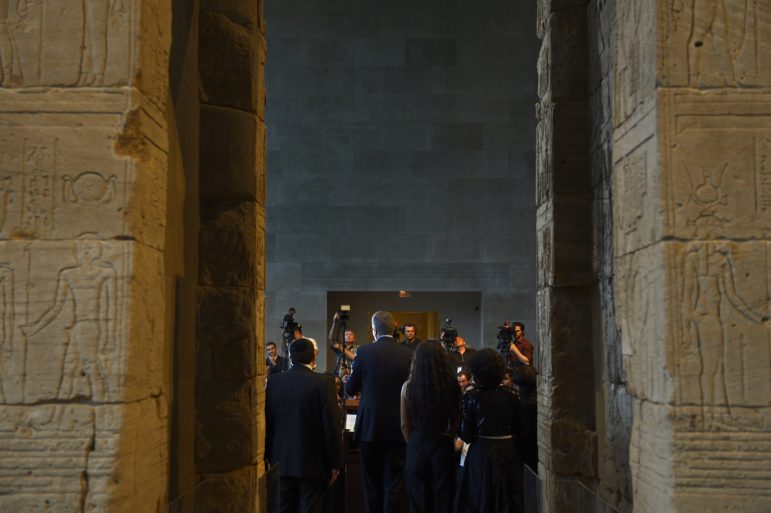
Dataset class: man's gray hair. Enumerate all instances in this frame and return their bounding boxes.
[371,311,395,337]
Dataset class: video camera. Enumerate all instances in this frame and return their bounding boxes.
[497,321,515,357]
[440,319,458,352]
[281,308,300,335]
[336,304,350,323]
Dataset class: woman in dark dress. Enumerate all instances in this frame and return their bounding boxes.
[457,348,525,513]
[400,340,462,513]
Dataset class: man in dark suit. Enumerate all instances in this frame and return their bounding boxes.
[401,323,421,353]
[346,311,413,513]
[266,341,286,374]
[265,338,341,513]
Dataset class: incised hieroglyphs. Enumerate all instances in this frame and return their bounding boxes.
[0,263,14,402]
[757,136,771,210]
[687,0,765,86]
[0,127,129,239]
[681,241,766,422]
[0,0,25,85]
[677,165,769,425]
[0,175,11,231]
[62,172,117,204]
[79,0,127,86]
[0,0,130,87]
[21,234,117,402]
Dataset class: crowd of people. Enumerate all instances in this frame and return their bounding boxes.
[264,310,538,513]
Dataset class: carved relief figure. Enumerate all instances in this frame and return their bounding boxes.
[680,166,768,425]
[0,175,11,231]
[79,0,125,85]
[687,0,758,86]
[0,0,26,86]
[21,234,117,401]
[0,263,14,402]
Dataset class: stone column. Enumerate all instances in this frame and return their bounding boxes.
[613,1,771,512]
[536,1,599,511]
[194,1,267,511]
[0,1,171,512]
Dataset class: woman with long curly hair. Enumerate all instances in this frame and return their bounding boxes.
[456,348,525,513]
[400,340,461,513]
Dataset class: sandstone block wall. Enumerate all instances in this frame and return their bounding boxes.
[613,2,771,511]
[194,0,267,511]
[538,1,771,512]
[0,1,171,511]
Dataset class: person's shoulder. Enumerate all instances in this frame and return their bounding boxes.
[501,384,523,402]
[310,370,334,386]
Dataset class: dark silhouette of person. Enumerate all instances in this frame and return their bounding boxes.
[265,338,341,513]
[346,310,412,513]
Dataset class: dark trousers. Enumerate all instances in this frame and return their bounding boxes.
[358,441,406,513]
[405,431,456,513]
[280,476,327,513]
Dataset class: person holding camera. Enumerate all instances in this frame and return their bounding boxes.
[508,322,533,370]
[328,312,358,366]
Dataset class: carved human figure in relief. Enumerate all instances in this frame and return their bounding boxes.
[0,263,14,402]
[681,170,767,425]
[687,0,757,86]
[21,234,117,401]
[0,175,11,231]
[0,0,26,85]
[79,0,125,85]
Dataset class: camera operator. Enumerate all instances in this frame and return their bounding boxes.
[508,322,533,370]
[452,336,475,373]
[401,323,421,352]
[328,311,358,365]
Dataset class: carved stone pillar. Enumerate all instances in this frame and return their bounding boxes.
[536,1,599,512]
[194,1,267,511]
[613,1,771,512]
[0,1,171,511]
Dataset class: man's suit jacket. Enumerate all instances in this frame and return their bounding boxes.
[346,336,412,444]
[267,355,287,374]
[265,365,341,479]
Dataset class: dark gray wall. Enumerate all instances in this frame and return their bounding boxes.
[264,0,539,371]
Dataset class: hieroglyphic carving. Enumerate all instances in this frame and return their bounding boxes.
[79,0,126,85]
[0,125,130,239]
[20,138,56,236]
[0,0,25,85]
[756,136,771,209]
[0,0,131,87]
[21,235,117,401]
[660,91,771,433]
[681,241,767,425]
[688,0,765,87]
[620,152,647,236]
[62,172,117,204]
[535,104,553,209]
[0,175,11,231]
[0,263,13,402]
[661,0,771,86]
[665,92,771,238]
[613,0,654,125]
